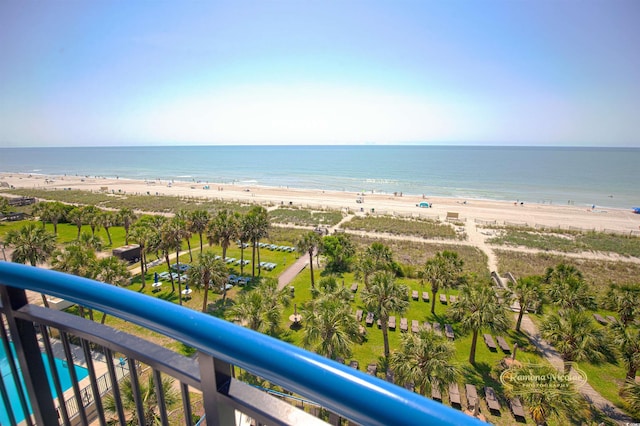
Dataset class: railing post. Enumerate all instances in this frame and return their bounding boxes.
[198,351,235,426]
[0,285,58,425]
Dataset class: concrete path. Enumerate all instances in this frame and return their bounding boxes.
[277,252,310,290]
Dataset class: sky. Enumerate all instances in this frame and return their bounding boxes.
[0,1,639,147]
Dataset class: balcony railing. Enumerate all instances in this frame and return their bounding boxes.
[0,261,481,425]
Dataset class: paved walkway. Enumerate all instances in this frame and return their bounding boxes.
[277,252,310,290]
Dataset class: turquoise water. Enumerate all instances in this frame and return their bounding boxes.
[0,145,638,208]
[0,342,89,424]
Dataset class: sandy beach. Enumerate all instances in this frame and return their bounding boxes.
[2,172,639,235]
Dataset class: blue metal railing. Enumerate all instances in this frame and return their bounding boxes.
[0,261,482,425]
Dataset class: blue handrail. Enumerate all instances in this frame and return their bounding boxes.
[0,262,482,426]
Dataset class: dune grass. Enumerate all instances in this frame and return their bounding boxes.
[340,215,462,240]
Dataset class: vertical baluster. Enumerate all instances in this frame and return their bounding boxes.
[127,357,146,424]
[60,331,88,426]
[198,351,235,426]
[81,339,106,425]
[0,362,18,426]
[152,369,170,425]
[104,348,126,426]
[40,325,70,424]
[181,382,193,426]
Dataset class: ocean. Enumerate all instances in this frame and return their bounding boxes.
[0,145,638,209]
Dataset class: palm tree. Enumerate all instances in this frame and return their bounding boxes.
[610,321,640,382]
[245,206,270,277]
[449,281,511,364]
[129,224,152,292]
[94,256,131,323]
[361,271,409,358]
[422,250,464,315]
[176,209,194,262]
[104,373,178,425]
[301,288,361,360]
[52,241,98,319]
[506,275,543,332]
[207,209,239,261]
[604,283,640,326]
[354,242,394,288]
[502,362,589,425]
[67,207,85,239]
[238,212,252,275]
[162,218,187,304]
[190,209,210,252]
[117,208,138,244]
[99,210,116,246]
[389,329,459,396]
[83,205,101,237]
[4,222,57,307]
[545,263,596,311]
[622,380,640,418]
[39,201,66,235]
[229,278,291,335]
[78,232,103,252]
[296,231,320,288]
[540,310,610,373]
[320,233,356,273]
[187,252,229,312]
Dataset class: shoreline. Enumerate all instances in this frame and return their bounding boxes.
[2,172,640,234]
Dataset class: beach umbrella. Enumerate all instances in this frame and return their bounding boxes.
[154,272,159,283]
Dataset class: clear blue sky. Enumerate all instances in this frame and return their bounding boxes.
[1,1,638,147]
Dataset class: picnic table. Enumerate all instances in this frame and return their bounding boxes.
[400,318,408,332]
[444,324,455,340]
[422,291,429,302]
[496,336,511,353]
[448,383,461,406]
[465,384,478,410]
[365,312,374,326]
[483,334,497,351]
[484,386,501,412]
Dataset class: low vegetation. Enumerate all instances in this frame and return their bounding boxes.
[340,215,462,240]
[269,207,344,227]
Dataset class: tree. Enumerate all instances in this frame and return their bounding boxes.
[187,252,229,312]
[502,362,589,425]
[604,283,640,326]
[301,279,361,360]
[207,209,238,261]
[176,209,194,262]
[449,281,511,364]
[129,223,153,292]
[389,329,459,396]
[540,310,610,373]
[296,231,321,288]
[99,210,116,246]
[39,201,66,235]
[4,222,57,307]
[354,242,394,288]
[229,278,291,335]
[320,233,356,273]
[190,209,210,252]
[610,321,640,382]
[79,232,103,252]
[422,250,464,315]
[104,373,178,425]
[94,256,131,323]
[162,218,188,304]
[117,208,138,244]
[545,263,596,311]
[361,271,409,358]
[245,206,270,277]
[506,275,543,332]
[52,241,98,319]
[83,205,101,237]
[622,380,640,419]
[67,207,86,239]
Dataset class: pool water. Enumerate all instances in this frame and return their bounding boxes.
[1,342,90,424]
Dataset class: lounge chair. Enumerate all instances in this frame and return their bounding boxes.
[483,334,497,351]
[448,383,461,408]
[386,368,395,384]
[439,294,447,304]
[388,316,396,330]
[484,386,501,413]
[411,320,420,333]
[509,397,526,421]
[422,321,432,331]
[349,360,359,369]
[593,313,608,325]
[412,290,419,300]
[433,323,443,336]
[444,324,455,340]
[432,384,442,402]
[365,312,374,326]
[355,309,363,322]
[367,363,377,376]
[606,315,617,324]
[465,384,478,410]
[422,291,429,302]
[400,318,408,332]
[496,336,511,353]
[449,295,458,303]
[350,283,358,293]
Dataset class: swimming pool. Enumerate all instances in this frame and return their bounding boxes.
[1,342,90,424]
